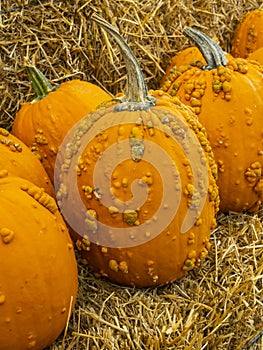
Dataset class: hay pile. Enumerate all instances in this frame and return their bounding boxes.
[1,0,262,128]
[52,211,263,350]
[0,1,263,349]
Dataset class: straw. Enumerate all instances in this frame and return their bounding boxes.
[0,1,262,349]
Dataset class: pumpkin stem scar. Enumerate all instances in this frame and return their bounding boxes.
[26,65,60,103]
[183,27,228,69]
[91,13,156,111]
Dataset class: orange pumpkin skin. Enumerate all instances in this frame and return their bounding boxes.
[12,70,111,182]
[248,46,263,64]
[160,33,263,213]
[0,172,78,350]
[56,93,219,288]
[55,15,219,288]
[161,49,233,93]
[231,9,263,58]
[0,128,54,196]
[160,46,206,86]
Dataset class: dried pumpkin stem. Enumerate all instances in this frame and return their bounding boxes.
[183,27,228,69]
[26,65,58,103]
[91,14,156,111]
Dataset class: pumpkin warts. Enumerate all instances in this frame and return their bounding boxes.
[160,27,263,213]
[55,15,219,288]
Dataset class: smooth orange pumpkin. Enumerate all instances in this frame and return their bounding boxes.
[0,127,54,196]
[0,172,78,350]
[12,66,111,182]
[231,9,263,58]
[248,46,263,64]
[160,27,263,213]
[55,15,219,288]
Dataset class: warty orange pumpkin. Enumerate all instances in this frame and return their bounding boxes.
[55,15,219,288]
[0,171,78,350]
[231,9,263,58]
[0,127,54,196]
[161,46,233,89]
[160,27,263,213]
[160,46,206,87]
[12,65,111,182]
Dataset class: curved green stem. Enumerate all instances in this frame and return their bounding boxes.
[183,27,228,69]
[91,13,156,111]
[26,65,59,103]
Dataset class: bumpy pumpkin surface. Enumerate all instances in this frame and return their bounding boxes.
[55,15,219,288]
[231,9,263,58]
[160,27,263,213]
[0,128,54,196]
[12,66,111,182]
[161,47,232,88]
[160,46,205,86]
[0,172,78,350]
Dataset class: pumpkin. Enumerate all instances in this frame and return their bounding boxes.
[161,46,233,89]
[160,27,263,213]
[0,127,54,196]
[55,15,219,288]
[248,46,263,64]
[160,46,205,86]
[231,9,263,58]
[0,171,78,350]
[12,66,111,182]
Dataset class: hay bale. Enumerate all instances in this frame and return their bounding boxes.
[50,212,263,350]
[0,1,263,349]
[50,210,263,350]
[0,0,262,128]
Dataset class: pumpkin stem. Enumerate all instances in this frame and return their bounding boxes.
[91,14,156,111]
[183,27,228,69]
[26,65,59,103]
